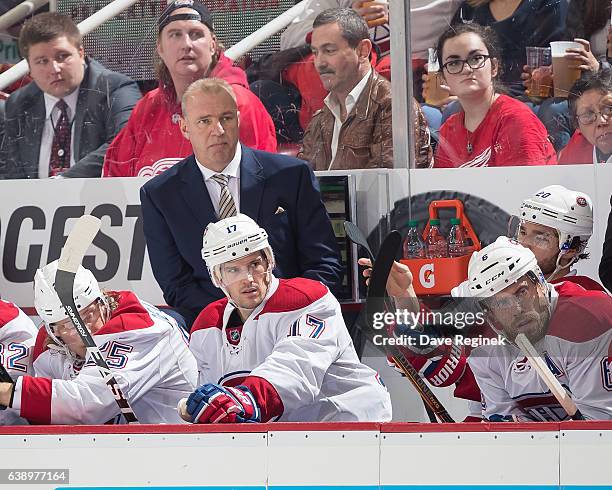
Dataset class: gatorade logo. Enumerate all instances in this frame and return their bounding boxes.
[419,263,435,289]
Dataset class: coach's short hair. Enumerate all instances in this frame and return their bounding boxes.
[19,12,82,60]
[181,78,238,115]
[313,8,369,49]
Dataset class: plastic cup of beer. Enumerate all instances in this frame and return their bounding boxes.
[525,46,552,98]
[360,0,388,27]
[424,48,450,106]
[550,41,582,98]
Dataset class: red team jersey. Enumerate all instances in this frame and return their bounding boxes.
[103,54,277,178]
[435,95,557,168]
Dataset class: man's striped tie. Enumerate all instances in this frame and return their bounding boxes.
[211,174,237,219]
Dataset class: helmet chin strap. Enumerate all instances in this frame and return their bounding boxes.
[546,249,578,282]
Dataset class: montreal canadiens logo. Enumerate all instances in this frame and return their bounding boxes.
[576,196,587,207]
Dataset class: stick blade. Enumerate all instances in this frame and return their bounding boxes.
[58,215,101,273]
[343,221,375,261]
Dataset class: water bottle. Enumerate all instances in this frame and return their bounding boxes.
[425,219,448,258]
[448,218,467,257]
[403,220,426,259]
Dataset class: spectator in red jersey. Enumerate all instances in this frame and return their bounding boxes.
[103,0,277,178]
[559,69,612,164]
[433,23,557,168]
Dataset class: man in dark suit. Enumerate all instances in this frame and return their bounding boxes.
[0,12,141,179]
[141,78,343,326]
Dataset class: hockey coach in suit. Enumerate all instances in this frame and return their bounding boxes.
[140,78,343,326]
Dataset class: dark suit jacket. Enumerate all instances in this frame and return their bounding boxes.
[0,57,141,179]
[600,195,612,292]
[140,146,343,326]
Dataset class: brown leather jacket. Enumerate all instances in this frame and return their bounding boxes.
[298,70,432,170]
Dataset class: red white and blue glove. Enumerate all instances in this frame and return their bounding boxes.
[186,384,261,424]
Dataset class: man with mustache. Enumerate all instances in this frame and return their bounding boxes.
[297,8,432,169]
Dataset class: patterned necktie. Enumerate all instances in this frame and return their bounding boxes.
[49,99,71,177]
[211,174,237,219]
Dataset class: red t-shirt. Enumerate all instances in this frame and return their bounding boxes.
[435,95,557,167]
[558,130,594,165]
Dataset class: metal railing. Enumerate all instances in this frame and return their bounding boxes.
[0,0,311,90]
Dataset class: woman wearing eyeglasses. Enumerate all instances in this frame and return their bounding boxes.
[559,69,612,164]
[434,23,557,167]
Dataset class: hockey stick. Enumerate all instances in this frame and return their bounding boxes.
[365,230,454,423]
[345,222,439,422]
[515,333,584,420]
[55,215,139,424]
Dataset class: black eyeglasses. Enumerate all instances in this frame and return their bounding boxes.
[576,105,612,125]
[442,54,492,74]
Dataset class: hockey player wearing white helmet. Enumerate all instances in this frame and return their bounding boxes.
[465,237,612,420]
[358,237,612,420]
[185,213,392,424]
[0,260,198,424]
[513,185,604,290]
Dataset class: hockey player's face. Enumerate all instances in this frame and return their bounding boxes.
[484,276,550,343]
[180,88,240,172]
[157,9,216,81]
[517,221,559,275]
[220,252,270,311]
[52,300,106,357]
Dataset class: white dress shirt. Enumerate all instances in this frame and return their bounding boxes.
[196,144,242,216]
[323,68,371,170]
[38,89,79,179]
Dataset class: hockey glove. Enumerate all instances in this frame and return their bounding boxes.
[186,384,261,424]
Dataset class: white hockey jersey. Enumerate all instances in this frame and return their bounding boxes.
[0,300,38,425]
[469,282,612,421]
[11,291,198,425]
[190,277,392,422]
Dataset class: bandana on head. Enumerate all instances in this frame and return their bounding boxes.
[158,0,214,34]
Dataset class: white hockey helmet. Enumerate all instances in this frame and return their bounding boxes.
[201,214,274,288]
[34,260,104,325]
[468,237,545,298]
[519,185,593,253]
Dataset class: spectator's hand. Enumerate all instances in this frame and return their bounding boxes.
[351,0,388,27]
[421,63,456,107]
[521,64,533,88]
[566,39,600,72]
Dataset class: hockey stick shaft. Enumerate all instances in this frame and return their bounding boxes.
[365,231,455,423]
[515,333,584,420]
[56,215,139,424]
